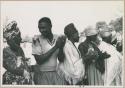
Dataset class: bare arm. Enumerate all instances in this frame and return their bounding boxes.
[58,47,65,62]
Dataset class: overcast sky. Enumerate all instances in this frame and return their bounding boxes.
[1,1,124,38]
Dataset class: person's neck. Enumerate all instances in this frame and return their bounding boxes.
[69,38,75,45]
[47,33,53,42]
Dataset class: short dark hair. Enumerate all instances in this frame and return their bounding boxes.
[38,17,52,27]
[64,23,77,39]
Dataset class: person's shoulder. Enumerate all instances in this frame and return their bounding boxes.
[79,42,85,46]
[101,41,116,49]
[53,34,59,37]
[78,40,87,48]
[100,41,107,45]
[109,43,117,49]
[64,39,72,48]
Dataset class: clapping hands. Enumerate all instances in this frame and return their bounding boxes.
[87,47,99,59]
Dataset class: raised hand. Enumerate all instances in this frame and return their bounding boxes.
[55,36,66,48]
[32,35,40,44]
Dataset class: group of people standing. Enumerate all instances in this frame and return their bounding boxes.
[3,17,122,86]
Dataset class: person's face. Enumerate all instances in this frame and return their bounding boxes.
[13,32,22,46]
[72,30,79,42]
[7,32,22,49]
[38,22,52,38]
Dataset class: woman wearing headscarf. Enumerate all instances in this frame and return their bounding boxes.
[78,26,110,85]
[3,21,32,85]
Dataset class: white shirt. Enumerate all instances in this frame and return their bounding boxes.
[32,34,59,71]
[98,41,122,85]
[59,39,85,84]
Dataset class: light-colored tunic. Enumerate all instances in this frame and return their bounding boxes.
[58,39,85,85]
[98,41,122,86]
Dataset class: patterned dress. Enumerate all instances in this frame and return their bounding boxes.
[3,46,31,85]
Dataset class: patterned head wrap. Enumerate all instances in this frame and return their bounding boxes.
[3,21,20,40]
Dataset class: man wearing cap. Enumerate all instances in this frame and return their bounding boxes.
[58,23,85,85]
[78,26,110,85]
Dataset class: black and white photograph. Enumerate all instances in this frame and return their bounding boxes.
[0,0,124,87]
